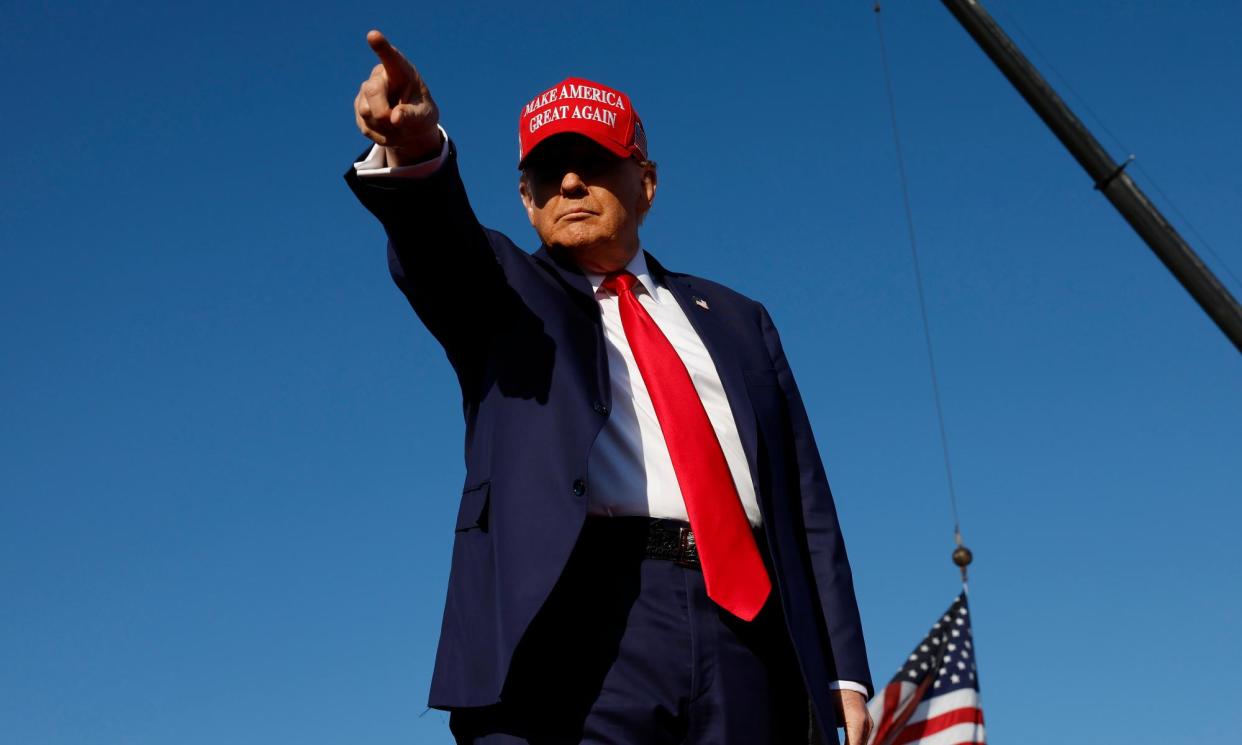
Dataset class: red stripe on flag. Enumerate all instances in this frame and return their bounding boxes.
[873,677,935,745]
[892,706,984,745]
[871,681,907,744]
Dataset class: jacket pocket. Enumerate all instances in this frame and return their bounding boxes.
[455,481,491,532]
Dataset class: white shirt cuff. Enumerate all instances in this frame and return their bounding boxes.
[353,125,450,178]
[830,680,870,698]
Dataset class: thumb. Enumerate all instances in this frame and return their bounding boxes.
[390,103,417,126]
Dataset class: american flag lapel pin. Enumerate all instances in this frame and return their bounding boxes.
[693,296,709,310]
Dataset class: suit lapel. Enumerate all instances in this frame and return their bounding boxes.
[646,252,763,495]
[532,244,610,402]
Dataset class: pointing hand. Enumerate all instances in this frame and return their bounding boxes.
[354,30,442,166]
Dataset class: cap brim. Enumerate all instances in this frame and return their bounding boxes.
[519,121,632,168]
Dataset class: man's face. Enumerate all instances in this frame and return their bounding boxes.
[518,134,657,271]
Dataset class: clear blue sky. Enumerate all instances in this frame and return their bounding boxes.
[3,1,1239,742]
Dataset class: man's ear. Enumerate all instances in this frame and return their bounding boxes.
[518,175,536,225]
[640,163,658,215]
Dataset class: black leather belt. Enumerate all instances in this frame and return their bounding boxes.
[584,517,766,570]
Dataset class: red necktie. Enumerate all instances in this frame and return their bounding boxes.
[602,271,772,621]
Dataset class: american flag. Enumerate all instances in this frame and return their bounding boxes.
[864,591,985,745]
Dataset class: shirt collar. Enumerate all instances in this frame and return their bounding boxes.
[586,250,660,302]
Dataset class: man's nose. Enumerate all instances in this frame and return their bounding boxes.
[560,169,588,195]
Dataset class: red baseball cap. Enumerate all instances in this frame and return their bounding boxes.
[518,77,648,167]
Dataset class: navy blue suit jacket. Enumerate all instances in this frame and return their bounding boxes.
[345,143,872,737]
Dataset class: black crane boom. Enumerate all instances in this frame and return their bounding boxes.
[939,0,1242,353]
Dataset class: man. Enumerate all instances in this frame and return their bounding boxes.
[346,29,874,745]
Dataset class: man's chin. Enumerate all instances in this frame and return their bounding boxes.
[544,237,627,270]
[548,228,612,253]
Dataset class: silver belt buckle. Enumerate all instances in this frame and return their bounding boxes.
[675,525,698,568]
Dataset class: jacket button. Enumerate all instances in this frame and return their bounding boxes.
[572,479,587,497]
[592,401,609,415]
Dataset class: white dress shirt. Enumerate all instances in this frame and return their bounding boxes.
[354,135,868,698]
[582,251,763,528]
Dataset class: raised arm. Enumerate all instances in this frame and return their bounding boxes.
[344,30,507,394]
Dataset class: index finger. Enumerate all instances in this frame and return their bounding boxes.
[367,30,412,83]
